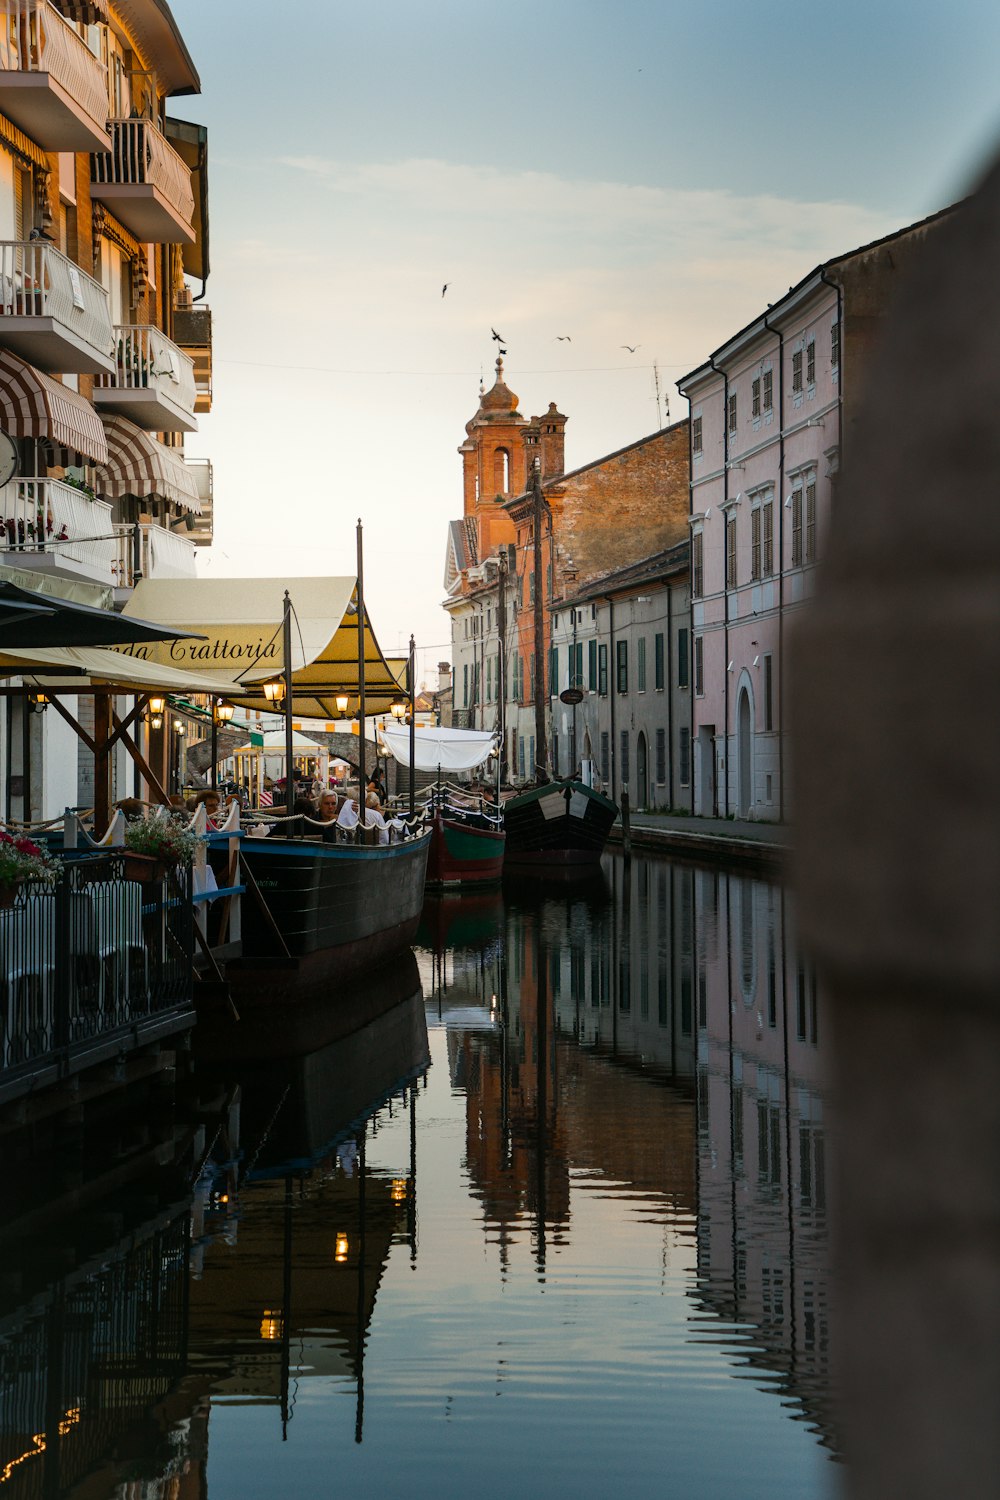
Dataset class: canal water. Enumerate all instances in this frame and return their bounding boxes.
[1,851,837,1499]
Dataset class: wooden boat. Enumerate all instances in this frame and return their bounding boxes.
[425,798,505,889]
[502,778,618,876]
[217,828,431,1014]
[380,724,505,890]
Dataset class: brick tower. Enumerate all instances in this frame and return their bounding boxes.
[457,357,526,559]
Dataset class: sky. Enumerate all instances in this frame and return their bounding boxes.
[167,0,1000,685]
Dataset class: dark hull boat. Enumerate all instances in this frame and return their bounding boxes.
[502,779,618,876]
[217,830,431,1018]
[425,808,505,889]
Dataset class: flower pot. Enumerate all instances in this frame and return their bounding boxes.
[122,851,171,883]
[0,879,22,908]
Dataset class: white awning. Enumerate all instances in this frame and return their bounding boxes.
[0,642,243,695]
[122,576,407,717]
[380,725,497,773]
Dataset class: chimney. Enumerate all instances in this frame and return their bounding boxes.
[538,402,567,479]
[437,661,453,693]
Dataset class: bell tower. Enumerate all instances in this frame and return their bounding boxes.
[457,357,526,559]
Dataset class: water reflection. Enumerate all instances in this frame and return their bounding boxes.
[0,852,836,1497]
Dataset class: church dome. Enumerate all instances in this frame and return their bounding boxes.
[467,357,524,430]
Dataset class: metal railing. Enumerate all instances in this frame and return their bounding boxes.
[113,518,197,585]
[0,0,109,131]
[91,117,195,227]
[95,323,197,415]
[0,238,114,352]
[1,476,116,575]
[0,853,194,1080]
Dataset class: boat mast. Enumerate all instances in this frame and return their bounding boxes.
[357,520,368,830]
[282,590,294,824]
[532,461,548,783]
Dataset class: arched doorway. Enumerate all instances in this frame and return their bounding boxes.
[737,688,753,818]
[636,731,648,809]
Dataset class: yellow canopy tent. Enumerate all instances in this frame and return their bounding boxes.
[121,577,408,718]
[0,642,244,696]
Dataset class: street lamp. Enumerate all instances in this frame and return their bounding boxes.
[262,678,285,704]
[390,695,407,721]
[335,692,349,714]
[148,695,166,715]
[27,691,48,714]
[215,698,236,724]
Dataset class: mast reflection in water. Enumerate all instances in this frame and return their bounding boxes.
[0,853,836,1499]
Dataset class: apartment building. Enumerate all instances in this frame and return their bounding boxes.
[0,0,212,819]
[677,207,950,822]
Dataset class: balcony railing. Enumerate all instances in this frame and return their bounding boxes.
[114,519,196,586]
[173,302,212,413]
[0,0,110,150]
[185,456,213,547]
[94,324,197,431]
[1,476,116,578]
[91,118,196,243]
[0,239,114,373]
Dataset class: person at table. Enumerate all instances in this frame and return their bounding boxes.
[313,790,340,841]
[362,790,390,845]
[192,788,222,830]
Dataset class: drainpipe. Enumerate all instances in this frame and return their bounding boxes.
[605,594,616,803]
[666,580,674,810]
[709,356,729,818]
[762,313,785,822]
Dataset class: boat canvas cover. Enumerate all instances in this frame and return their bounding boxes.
[120,576,406,717]
[381,725,497,773]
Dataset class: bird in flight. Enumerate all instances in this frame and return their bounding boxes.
[621,344,640,353]
[554,335,572,342]
[442,283,450,298]
[491,327,506,343]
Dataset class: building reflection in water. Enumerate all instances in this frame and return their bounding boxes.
[420,854,835,1453]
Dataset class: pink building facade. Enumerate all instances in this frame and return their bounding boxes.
[678,210,949,821]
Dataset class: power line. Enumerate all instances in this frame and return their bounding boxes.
[215,358,698,377]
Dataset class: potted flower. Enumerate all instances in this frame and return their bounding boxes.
[0,830,59,907]
[122,815,200,881]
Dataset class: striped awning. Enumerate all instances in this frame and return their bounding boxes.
[0,351,108,463]
[97,415,201,514]
[50,1,110,23]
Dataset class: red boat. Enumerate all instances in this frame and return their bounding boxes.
[425,799,505,889]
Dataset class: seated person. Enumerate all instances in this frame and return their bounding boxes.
[362,790,390,845]
[314,790,340,841]
[337,794,359,831]
[192,788,222,830]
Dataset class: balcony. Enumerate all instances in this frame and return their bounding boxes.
[91,118,195,244]
[172,302,212,412]
[185,456,213,547]
[0,240,115,374]
[0,476,116,582]
[0,0,111,151]
[114,519,196,587]
[93,325,197,432]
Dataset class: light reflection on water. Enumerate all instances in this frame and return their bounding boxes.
[0,851,837,1499]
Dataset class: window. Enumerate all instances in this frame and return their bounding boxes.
[528,656,535,700]
[692,415,703,455]
[551,732,559,776]
[831,318,841,373]
[692,532,704,598]
[806,476,817,562]
[620,730,630,787]
[637,637,646,691]
[751,507,761,581]
[726,515,737,589]
[513,652,522,700]
[486,654,493,702]
[654,633,664,690]
[529,570,535,603]
[471,662,480,705]
[598,643,608,695]
[762,368,773,413]
[600,730,610,783]
[791,349,803,393]
[655,727,666,783]
[549,645,558,695]
[791,487,803,566]
[694,636,704,696]
[463,663,469,707]
[727,392,737,435]
[764,654,773,731]
[616,639,628,694]
[806,338,816,386]
[588,638,597,690]
[679,726,691,786]
[762,498,774,576]
[752,377,761,419]
[528,736,535,779]
[569,641,583,687]
[677,628,689,688]
[546,563,552,599]
[518,736,525,778]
